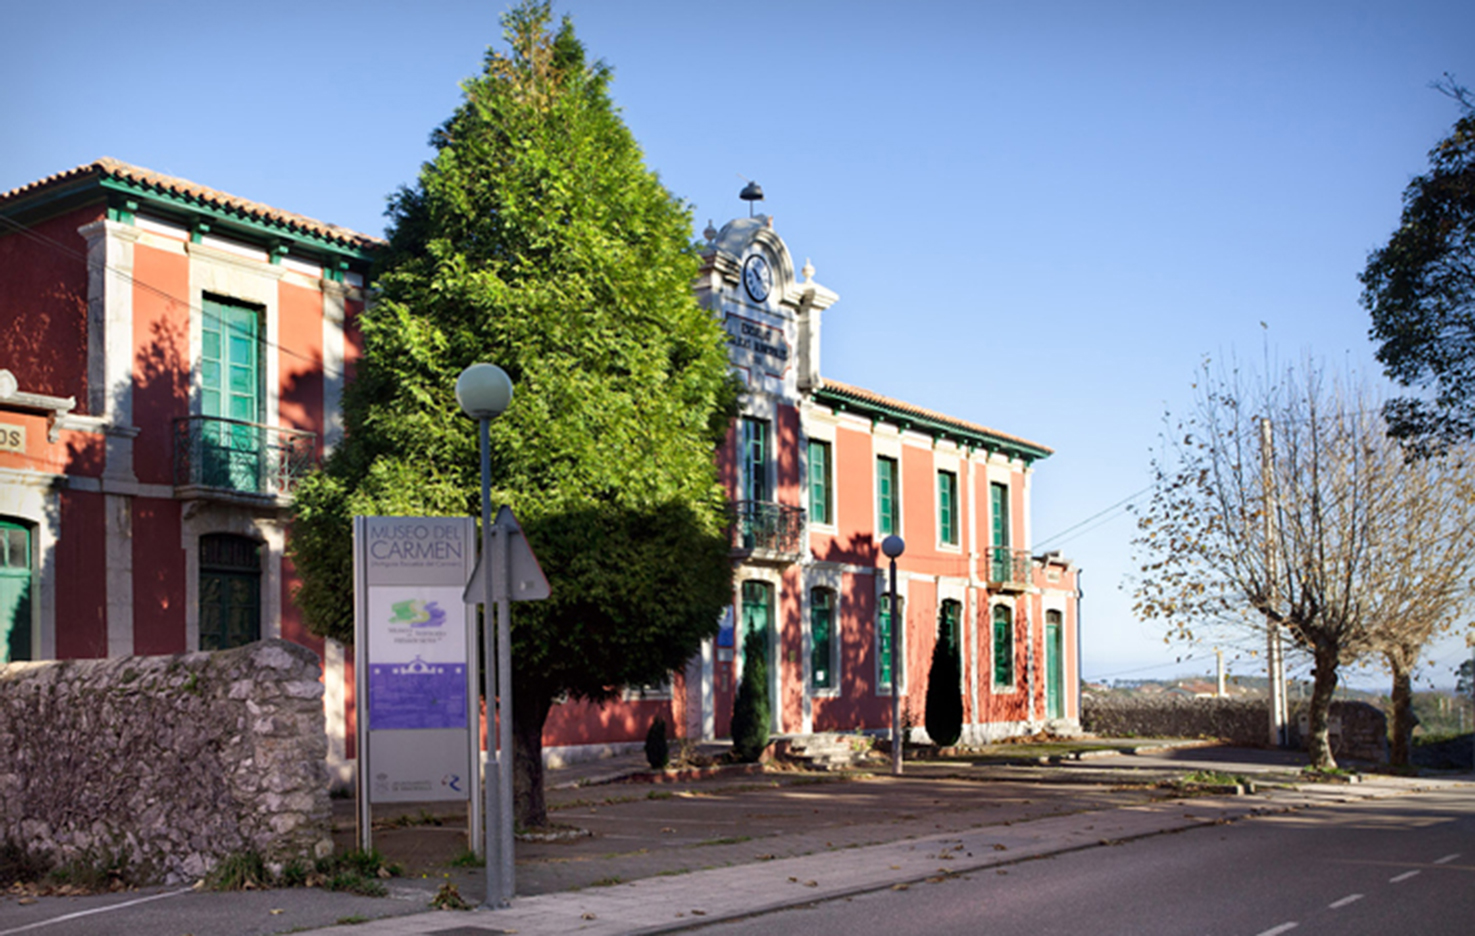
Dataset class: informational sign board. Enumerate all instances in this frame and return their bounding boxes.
[354,517,477,806]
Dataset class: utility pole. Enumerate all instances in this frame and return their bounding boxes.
[1261,417,1288,747]
[1216,648,1226,698]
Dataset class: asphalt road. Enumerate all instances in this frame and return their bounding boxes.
[697,786,1475,936]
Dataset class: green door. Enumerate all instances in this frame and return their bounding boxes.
[740,580,772,662]
[199,534,261,651]
[1046,611,1064,719]
[990,483,1010,581]
[0,520,33,663]
[201,298,264,492]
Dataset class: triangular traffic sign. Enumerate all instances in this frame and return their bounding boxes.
[463,505,551,604]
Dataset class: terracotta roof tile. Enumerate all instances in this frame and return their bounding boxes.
[818,378,1052,455]
[0,158,383,250]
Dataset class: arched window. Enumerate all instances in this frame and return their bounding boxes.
[992,604,1015,689]
[200,534,262,650]
[1,518,34,662]
[810,587,837,690]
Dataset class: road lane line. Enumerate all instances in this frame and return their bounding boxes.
[1433,853,1460,865]
[1328,894,1364,909]
[0,888,193,936]
[1255,923,1298,936]
[1389,870,1421,883]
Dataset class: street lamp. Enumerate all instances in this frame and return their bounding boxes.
[455,363,513,907]
[881,534,906,776]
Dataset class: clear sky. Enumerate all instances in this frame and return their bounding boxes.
[4,0,1473,690]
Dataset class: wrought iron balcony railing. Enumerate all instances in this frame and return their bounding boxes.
[173,416,317,499]
[730,500,805,558]
[986,546,1032,591]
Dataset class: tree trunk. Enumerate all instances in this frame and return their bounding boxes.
[1389,662,1414,767]
[511,686,552,830]
[1306,643,1340,769]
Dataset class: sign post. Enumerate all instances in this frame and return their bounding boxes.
[464,504,549,907]
[352,516,478,853]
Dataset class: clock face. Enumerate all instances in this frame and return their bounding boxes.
[743,254,772,302]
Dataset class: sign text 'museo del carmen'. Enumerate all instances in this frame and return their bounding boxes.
[355,517,477,805]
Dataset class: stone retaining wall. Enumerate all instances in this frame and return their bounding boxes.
[0,640,333,884]
[1082,695,1388,763]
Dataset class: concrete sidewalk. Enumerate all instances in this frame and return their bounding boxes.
[293,769,1466,936]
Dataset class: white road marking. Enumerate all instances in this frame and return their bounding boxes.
[1255,924,1298,936]
[0,888,193,936]
[1328,894,1364,909]
[1389,870,1421,883]
[1433,853,1460,865]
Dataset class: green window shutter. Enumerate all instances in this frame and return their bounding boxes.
[939,599,960,657]
[992,605,1014,688]
[877,457,897,536]
[990,482,1010,580]
[878,595,892,688]
[938,471,957,545]
[742,418,770,502]
[808,440,832,525]
[878,594,904,690]
[811,588,834,690]
[202,298,262,422]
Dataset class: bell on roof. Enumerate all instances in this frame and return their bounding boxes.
[739,180,764,217]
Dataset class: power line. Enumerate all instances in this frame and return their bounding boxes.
[0,211,360,382]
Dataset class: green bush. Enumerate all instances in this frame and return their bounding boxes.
[731,629,771,763]
[645,716,671,769]
[924,635,963,748]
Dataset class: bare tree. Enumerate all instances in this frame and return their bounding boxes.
[1362,452,1475,766]
[1134,361,1475,768]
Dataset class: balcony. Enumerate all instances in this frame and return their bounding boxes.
[730,500,805,563]
[986,546,1032,593]
[173,416,317,503]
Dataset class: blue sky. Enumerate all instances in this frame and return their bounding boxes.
[4,0,1473,689]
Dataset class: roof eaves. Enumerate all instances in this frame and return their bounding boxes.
[814,379,1053,462]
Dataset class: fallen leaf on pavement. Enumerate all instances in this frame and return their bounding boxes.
[582,912,597,920]
[892,884,909,891]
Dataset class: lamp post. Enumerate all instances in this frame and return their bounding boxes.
[882,534,906,776]
[455,363,514,908]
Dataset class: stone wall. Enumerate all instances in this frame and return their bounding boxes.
[1082,694,1388,763]
[0,640,333,884]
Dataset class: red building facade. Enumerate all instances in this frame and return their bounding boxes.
[0,160,374,780]
[0,163,1078,776]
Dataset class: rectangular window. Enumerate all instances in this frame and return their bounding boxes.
[808,440,833,525]
[992,604,1015,689]
[877,456,898,536]
[741,417,770,503]
[938,471,958,546]
[878,594,904,691]
[810,588,835,690]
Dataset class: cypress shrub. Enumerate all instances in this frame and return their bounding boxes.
[645,716,670,769]
[925,635,964,748]
[730,628,771,763]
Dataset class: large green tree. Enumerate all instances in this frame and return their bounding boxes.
[1362,85,1475,456]
[291,2,738,828]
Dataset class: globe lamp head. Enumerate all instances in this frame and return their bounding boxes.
[456,363,513,419]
